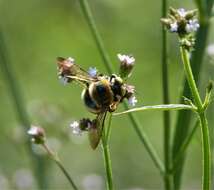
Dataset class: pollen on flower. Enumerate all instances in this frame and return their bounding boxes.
[88,67,97,77]
[128,96,137,106]
[70,121,82,135]
[117,54,135,65]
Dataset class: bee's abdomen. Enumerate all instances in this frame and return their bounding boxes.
[82,89,101,114]
[89,79,113,108]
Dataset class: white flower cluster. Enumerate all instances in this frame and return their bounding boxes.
[88,67,97,77]
[27,126,39,136]
[185,19,200,33]
[59,76,69,85]
[168,8,199,34]
[170,22,178,32]
[128,96,138,107]
[177,8,187,17]
[70,121,82,135]
[117,54,135,65]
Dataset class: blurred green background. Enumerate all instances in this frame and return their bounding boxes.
[0,0,213,189]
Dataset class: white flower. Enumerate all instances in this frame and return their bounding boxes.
[27,126,39,136]
[59,76,68,85]
[128,96,137,106]
[185,19,200,33]
[88,67,97,77]
[70,121,82,135]
[177,8,187,17]
[67,57,75,64]
[170,22,178,32]
[27,125,45,144]
[117,54,135,65]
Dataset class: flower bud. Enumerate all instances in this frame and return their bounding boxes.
[117,54,135,79]
[27,125,45,144]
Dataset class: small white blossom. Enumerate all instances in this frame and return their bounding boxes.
[170,22,178,32]
[177,8,187,17]
[88,67,97,77]
[207,44,214,56]
[27,125,45,144]
[185,19,200,33]
[117,54,135,65]
[67,57,75,64]
[59,76,68,85]
[27,126,39,136]
[70,121,82,135]
[128,96,137,106]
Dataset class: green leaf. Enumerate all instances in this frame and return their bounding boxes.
[114,104,195,116]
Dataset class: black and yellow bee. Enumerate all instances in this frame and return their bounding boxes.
[57,57,132,149]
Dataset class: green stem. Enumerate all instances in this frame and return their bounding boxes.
[78,0,165,176]
[180,47,202,110]
[180,47,211,190]
[79,0,114,74]
[172,120,199,173]
[161,0,173,188]
[172,2,214,188]
[101,135,114,190]
[199,112,211,190]
[42,144,78,190]
[105,113,113,144]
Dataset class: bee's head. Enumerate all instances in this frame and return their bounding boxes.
[110,74,123,85]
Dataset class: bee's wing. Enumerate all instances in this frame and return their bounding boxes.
[57,57,97,84]
[88,111,107,149]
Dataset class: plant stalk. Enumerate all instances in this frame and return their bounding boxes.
[102,133,114,190]
[172,2,214,188]
[161,0,173,188]
[180,47,211,190]
[79,0,114,74]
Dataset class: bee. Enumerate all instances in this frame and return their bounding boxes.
[57,57,130,149]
